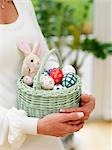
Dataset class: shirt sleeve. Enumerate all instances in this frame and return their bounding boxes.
[0,106,38,149]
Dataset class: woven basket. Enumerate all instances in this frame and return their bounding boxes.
[17,49,81,118]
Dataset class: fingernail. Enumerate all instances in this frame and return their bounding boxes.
[77,112,84,118]
[60,109,65,113]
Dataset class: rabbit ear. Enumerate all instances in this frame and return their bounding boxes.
[17,40,31,56]
[32,41,41,56]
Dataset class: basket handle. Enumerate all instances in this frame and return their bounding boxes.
[33,49,63,90]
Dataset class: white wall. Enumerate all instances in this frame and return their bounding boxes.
[92,0,112,120]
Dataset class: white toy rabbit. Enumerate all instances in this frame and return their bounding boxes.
[17,40,41,85]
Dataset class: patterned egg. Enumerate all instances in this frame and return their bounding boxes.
[23,76,33,86]
[53,84,65,90]
[62,73,77,88]
[40,75,55,90]
[62,65,76,75]
[50,68,64,84]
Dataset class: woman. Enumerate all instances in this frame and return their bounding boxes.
[0,0,95,150]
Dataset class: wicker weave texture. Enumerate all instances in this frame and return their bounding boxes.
[17,49,81,118]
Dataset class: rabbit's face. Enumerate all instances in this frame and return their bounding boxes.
[24,53,40,70]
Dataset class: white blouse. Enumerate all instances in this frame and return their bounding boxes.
[0,0,64,150]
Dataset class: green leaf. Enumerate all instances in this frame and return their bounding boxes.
[81,38,112,59]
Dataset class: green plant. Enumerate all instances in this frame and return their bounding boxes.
[32,0,112,75]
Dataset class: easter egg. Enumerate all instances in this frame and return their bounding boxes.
[45,61,59,72]
[62,73,77,88]
[23,76,33,86]
[53,84,65,90]
[50,68,64,84]
[62,65,76,75]
[40,75,55,90]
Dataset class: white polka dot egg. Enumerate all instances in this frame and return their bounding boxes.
[62,65,76,75]
[40,74,55,90]
[53,84,66,90]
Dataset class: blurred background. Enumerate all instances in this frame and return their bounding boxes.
[32,0,112,150]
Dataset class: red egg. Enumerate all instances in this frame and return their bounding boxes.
[50,68,64,84]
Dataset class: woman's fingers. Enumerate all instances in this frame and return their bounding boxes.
[60,94,95,115]
[69,122,84,133]
[60,122,84,136]
[38,112,85,137]
[60,105,85,113]
[58,112,84,122]
[67,120,84,125]
[81,94,95,102]
[60,108,76,113]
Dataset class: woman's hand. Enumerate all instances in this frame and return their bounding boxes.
[60,94,95,123]
[37,112,84,137]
